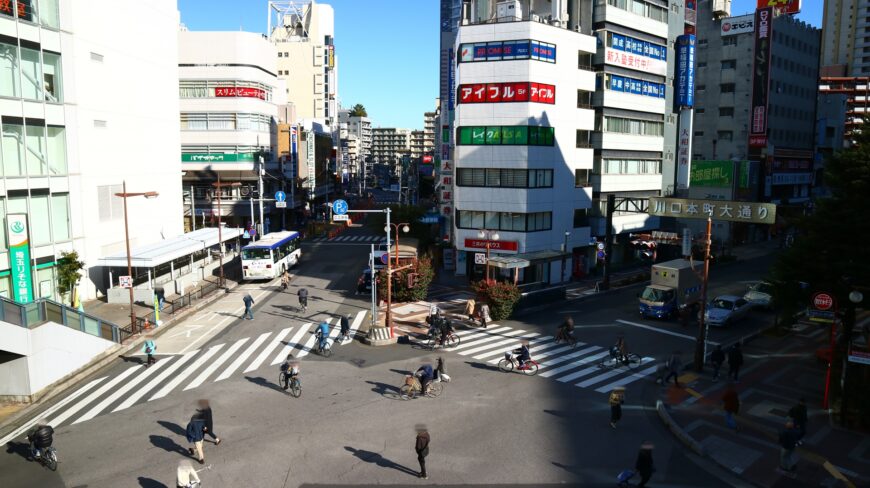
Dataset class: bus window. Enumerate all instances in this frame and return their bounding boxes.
[241,248,271,260]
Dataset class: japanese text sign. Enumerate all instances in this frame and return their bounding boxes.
[458,82,553,104]
[648,198,776,225]
[6,214,33,303]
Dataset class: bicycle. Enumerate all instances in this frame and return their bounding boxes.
[28,444,58,471]
[278,371,302,398]
[554,329,577,348]
[598,352,642,371]
[498,352,540,375]
[313,339,332,357]
[426,331,460,350]
[399,375,443,400]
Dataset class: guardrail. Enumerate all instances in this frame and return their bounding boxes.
[0,295,129,344]
[135,277,223,330]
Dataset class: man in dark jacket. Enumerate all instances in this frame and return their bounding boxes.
[789,398,808,445]
[710,345,726,381]
[26,423,54,459]
[339,314,351,342]
[778,420,799,472]
[185,415,207,464]
[242,293,255,320]
[634,441,655,487]
[727,342,744,382]
[196,399,221,446]
[415,426,430,479]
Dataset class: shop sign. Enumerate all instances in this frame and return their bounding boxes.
[721,14,754,36]
[604,48,668,76]
[771,173,812,185]
[675,35,696,108]
[848,343,870,365]
[6,214,34,304]
[182,153,255,163]
[648,197,776,224]
[463,239,519,253]
[458,82,554,104]
[757,0,801,15]
[691,161,733,188]
[214,87,266,100]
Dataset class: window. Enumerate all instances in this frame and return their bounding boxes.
[698,62,707,68]
[577,90,592,108]
[456,168,550,188]
[719,107,734,117]
[717,130,733,141]
[25,122,46,175]
[457,210,551,232]
[604,116,664,136]
[573,209,590,228]
[39,0,60,28]
[721,59,736,69]
[697,84,706,91]
[46,126,66,174]
[697,108,705,114]
[575,169,590,187]
[51,193,70,241]
[98,184,124,222]
[576,130,591,148]
[20,47,42,100]
[42,51,62,102]
[178,80,273,101]
[458,39,554,63]
[600,159,661,174]
[578,52,592,70]
[30,194,51,245]
[529,169,553,188]
[722,37,737,46]
[0,41,20,97]
[720,83,735,93]
[2,122,25,176]
[694,131,704,136]
[607,0,667,23]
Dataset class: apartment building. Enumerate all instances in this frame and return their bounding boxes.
[371,127,412,167]
[0,0,183,301]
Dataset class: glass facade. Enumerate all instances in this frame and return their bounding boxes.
[1,120,67,176]
[0,40,63,102]
[0,0,59,28]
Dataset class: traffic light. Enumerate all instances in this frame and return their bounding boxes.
[407,273,418,288]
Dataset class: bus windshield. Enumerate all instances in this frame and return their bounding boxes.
[241,248,271,261]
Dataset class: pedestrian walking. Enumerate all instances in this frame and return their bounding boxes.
[242,293,255,320]
[479,303,491,329]
[435,356,450,382]
[464,298,476,322]
[185,415,207,464]
[142,335,157,367]
[778,419,799,473]
[195,400,221,446]
[356,275,366,295]
[339,313,351,342]
[710,345,725,381]
[788,398,808,445]
[664,351,682,387]
[415,426,430,480]
[727,342,744,382]
[634,441,655,487]
[176,459,201,487]
[722,385,740,432]
[156,287,166,312]
[609,387,625,428]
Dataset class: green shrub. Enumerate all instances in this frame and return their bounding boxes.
[471,280,521,321]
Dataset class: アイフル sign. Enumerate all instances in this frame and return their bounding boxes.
[6,214,34,303]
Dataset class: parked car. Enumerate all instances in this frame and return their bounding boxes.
[704,295,752,327]
[743,281,775,309]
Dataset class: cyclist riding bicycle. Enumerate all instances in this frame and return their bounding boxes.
[513,342,531,368]
[438,316,454,346]
[610,336,628,363]
[26,422,54,459]
[415,364,434,393]
[298,287,309,310]
[556,316,575,342]
[280,354,299,390]
[315,321,330,352]
[281,270,291,290]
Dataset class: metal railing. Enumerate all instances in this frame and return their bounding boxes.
[135,278,223,330]
[0,295,129,344]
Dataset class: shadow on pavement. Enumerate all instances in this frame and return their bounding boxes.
[118,354,145,365]
[388,369,411,376]
[543,409,572,420]
[344,446,419,477]
[137,477,168,488]
[464,361,500,372]
[148,435,189,456]
[5,441,32,461]
[244,376,285,394]
[365,380,400,396]
[156,420,185,437]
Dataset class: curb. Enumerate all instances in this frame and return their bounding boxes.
[655,400,706,457]
[0,280,241,438]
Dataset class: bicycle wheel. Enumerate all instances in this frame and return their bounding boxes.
[321,343,333,358]
[521,362,539,376]
[426,337,438,350]
[626,353,642,371]
[289,379,302,398]
[399,384,415,400]
[278,371,287,386]
[45,448,58,471]
[498,358,513,373]
[426,382,444,397]
[598,357,613,369]
[444,333,460,349]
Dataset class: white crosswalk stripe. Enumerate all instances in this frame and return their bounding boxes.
[538,350,608,377]
[272,323,313,365]
[216,331,270,381]
[149,344,225,401]
[75,360,171,424]
[594,363,659,393]
[472,335,550,361]
[244,327,293,373]
[459,331,538,356]
[346,310,366,339]
[450,327,512,350]
[184,338,249,391]
[48,366,142,427]
[112,350,199,412]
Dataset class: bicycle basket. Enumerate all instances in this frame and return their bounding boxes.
[404,375,415,386]
[504,352,511,360]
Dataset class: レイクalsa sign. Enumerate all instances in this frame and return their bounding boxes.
[6,214,34,304]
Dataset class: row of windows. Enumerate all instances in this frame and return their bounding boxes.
[605,0,668,23]
[0,0,59,29]
[771,80,816,99]
[182,145,271,158]
[597,159,662,175]
[0,194,70,250]
[693,130,738,141]
[457,126,555,146]
[457,210,552,233]
[178,80,273,101]
[456,168,553,188]
[0,41,63,102]
[601,116,664,137]
[180,113,274,132]
[773,56,817,78]
[770,104,813,120]
[1,121,67,177]
[458,39,556,63]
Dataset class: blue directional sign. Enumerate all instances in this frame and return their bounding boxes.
[274,191,286,202]
[332,199,348,215]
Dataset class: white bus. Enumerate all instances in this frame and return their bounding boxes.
[241,231,302,280]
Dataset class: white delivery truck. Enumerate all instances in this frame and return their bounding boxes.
[638,259,702,319]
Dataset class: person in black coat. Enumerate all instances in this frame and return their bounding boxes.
[195,399,221,446]
[727,342,744,382]
[710,345,726,381]
[635,441,655,487]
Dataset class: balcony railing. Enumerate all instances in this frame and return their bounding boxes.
[0,295,129,344]
[462,12,588,34]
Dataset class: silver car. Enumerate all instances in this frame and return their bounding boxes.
[704,295,752,327]
[743,281,775,309]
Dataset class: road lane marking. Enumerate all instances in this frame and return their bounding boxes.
[448,327,512,350]
[184,338,249,391]
[537,350,608,377]
[572,366,625,387]
[48,367,141,427]
[217,331,271,381]
[271,324,312,365]
[533,346,603,370]
[74,360,172,424]
[594,363,659,393]
[473,335,550,360]
[616,319,720,344]
[149,344,225,401]
[297,318,336,357]
[345,310,366,340]
[179,289,271,354]
[244,327,293,373]
[112,351,198,412]
[459,331,538,356]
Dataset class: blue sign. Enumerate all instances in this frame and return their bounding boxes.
[332,199,348,215]
[610,33,666,61]
[275,191,286,202]
[380,253,390,265]
[676,34,696,108]
[609,74,666,99]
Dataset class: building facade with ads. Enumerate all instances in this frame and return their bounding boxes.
[178,30,288,234]
[0,0,183,302]
[451,0,597,284]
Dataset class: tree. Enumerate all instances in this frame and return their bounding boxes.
[471,280,522,321]
[57,251,85,306]
[349,104,368,117]
[376,257,435,302]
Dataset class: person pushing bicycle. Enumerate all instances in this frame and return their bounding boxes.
[415,364,434,394]
[280,354,299,390]
[556,316,575,343]
[315,320,330,352]
[298,287,309,311]
[438,316,454,347]
[611,336,628,364]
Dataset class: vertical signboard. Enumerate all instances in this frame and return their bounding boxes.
[676,35,696,107]
[307,130,316,200]
[7,214,34,303]
[757,0,801,15]
[676,109,694,190]
[448,49,456,111]
[749,7,773,148]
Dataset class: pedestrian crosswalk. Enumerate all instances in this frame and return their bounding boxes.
[437,322,658,395]
[311,234,383,244]
[14,311,367,433]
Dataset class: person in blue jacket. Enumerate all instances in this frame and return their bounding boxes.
[415,364,434,394]
[315,321,330,352]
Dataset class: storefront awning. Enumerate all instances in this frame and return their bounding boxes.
[488,249,568,269]
[97,227,243,268]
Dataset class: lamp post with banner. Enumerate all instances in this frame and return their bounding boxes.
[477,229,500,282]
[115,182,159,335]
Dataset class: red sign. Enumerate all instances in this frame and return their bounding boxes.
[422,155,433,163]
[812,292,835,311]
[458,82,554,105]
[464,239,519,253]
[749,135,768,148]
[757,0,801,15]
[214,87,267,100]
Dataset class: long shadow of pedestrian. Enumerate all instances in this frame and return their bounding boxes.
[5,440,33,460]
[157,420,186,437]
[245,376,286,394]
[118,354,144,365]
[551,461,582,476]
[388,368,411,375]
[137,477,169,488]
[149,434,189,456]
[365,380,399,396]
[344,446,419,476]
[464,361,500,372]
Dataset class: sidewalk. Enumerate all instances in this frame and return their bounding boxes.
[657,320,870,487]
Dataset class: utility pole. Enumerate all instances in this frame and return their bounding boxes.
[249,185,255,240]
[693,216,713,371]
[384,207,393,336]
[602,194,615,290]
[190,185,196,231]
[258,155,265,236]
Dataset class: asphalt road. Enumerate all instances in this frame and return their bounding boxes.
[0,246,772,487]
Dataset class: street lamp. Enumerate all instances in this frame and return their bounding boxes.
[212,176,241,291]
[385,222,410,268]
[477,229,500,282]
[561,231,571,283]
[115,181,158,335]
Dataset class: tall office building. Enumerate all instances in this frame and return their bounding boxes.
[0,0,183,301]
[371,127,412,167]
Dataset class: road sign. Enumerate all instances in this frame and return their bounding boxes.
[332,199,348,215]
[119,276,133,288]
[474,253,487,265]
[808,309,836,324]
[596,242,605,250]
[812,292,835,311]
[275,191,286,202]
[332,214,349,222]
[648,197,776,225]
[380,253,390,265]
[275,201,287,208]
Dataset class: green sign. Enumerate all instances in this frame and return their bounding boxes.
[690,160,733,188]
[181,153,255,163]
[6,214,34,303]
[739,160,751,189]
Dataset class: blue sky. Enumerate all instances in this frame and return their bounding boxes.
[178,0,822,130]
